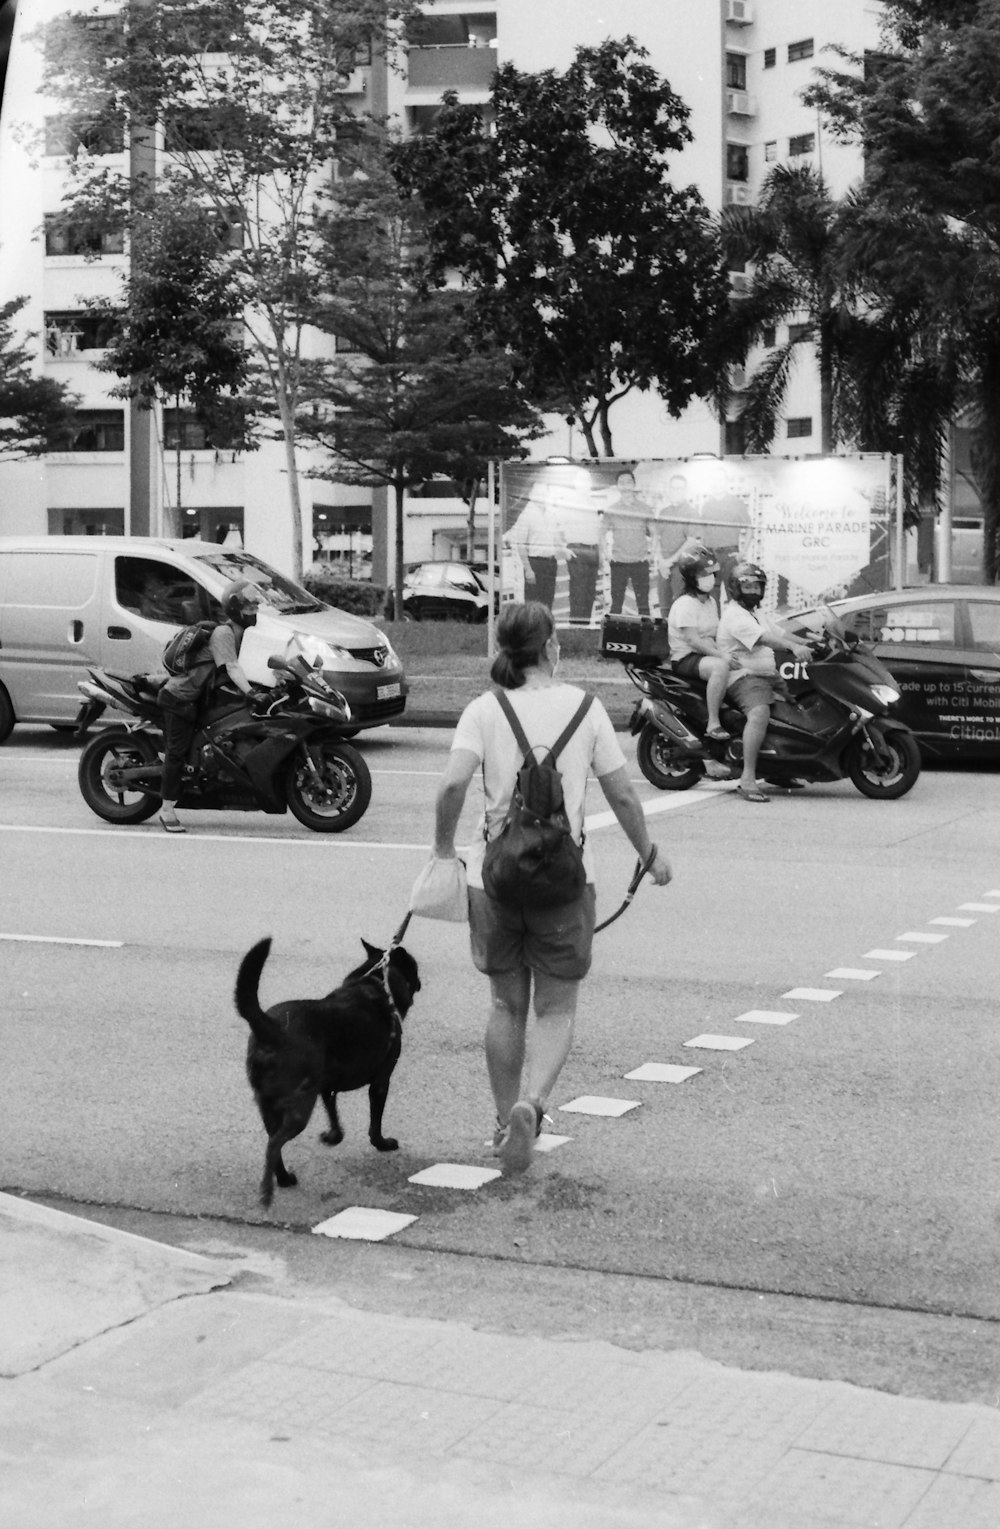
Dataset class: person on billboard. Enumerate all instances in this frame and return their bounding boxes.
[716,562,813,803]
[667,547,732,742]
[548,468,602,625]
[604,469,655,616]
[505,481,570,611]
[652,472,702,616]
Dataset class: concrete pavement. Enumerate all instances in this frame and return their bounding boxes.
[2,1192,999,1528]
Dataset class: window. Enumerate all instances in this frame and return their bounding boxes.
[164,105,244,152]
[334,334,364,355]
[967,602,1000,652]
[789,132,815,157]
[44,114,124,156]
[763,47,776,68]
[788,322,812,343]
[762,325,776,348]
[45,311,118,354]
[725,418,746,455]
[59,410,125,452]
[163,408,245,452]
[788,38,814,63]
[864,602,956,646]
[44,216,124,257]
[764,140,777,161]
[213,206,245,250]
[114,558,202,624]
[726,52,747,90]
[786,417,813,439]
[726,143,749,181]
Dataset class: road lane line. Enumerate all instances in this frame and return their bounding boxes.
[0,933,123,947]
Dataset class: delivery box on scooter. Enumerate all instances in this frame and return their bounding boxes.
[599,614,671,665]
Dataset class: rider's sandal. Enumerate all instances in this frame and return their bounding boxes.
[158,812,186,834]
[705,725,731,742]
[734,785,769,803]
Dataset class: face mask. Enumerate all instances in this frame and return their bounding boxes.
[697,574,716,593]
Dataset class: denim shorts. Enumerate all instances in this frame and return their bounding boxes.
[468,885,596,981]
[728,673,789,711]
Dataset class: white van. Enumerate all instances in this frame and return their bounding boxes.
[0,537,407,742]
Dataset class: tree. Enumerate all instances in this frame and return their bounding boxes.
[0,296,79,461]
[807,0,1000,580]
[299,137,542,618]
[90,193,251,516]
[390,38,728,458]
[37,0,419,575]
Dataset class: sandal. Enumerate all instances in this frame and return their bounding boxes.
[734,785,769,803]
[705,725,731,742]
[158,812,186,834]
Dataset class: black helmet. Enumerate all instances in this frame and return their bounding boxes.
[677,545,720,593]
[220,578,261,628]
[725,561,766,609]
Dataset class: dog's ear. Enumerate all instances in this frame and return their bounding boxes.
[361,939,381,961]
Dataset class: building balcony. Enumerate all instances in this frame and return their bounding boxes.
[406,45,497,92]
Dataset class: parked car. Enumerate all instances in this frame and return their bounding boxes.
[402,561,508,622]
[0,537,407,742]
[787,586,1000,763]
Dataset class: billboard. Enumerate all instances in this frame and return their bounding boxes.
[497,455,897,625]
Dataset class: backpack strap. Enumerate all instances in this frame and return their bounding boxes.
[493,688,594,762]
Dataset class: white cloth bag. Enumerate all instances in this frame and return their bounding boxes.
[409,855,468,922]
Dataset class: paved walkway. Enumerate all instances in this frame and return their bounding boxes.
[2,1193,999,1528]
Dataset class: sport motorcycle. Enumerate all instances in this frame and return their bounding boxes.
[614,608,921,800]
[74,646,372,831]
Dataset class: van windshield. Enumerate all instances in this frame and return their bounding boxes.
[196,552,326,615]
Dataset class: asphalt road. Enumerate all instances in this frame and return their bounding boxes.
[2,724,999,1400]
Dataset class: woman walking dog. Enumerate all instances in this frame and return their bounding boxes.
[433,601,672,1175]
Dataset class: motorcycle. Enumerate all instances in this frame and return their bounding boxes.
[74,642,373,832]
[613,608,922,800]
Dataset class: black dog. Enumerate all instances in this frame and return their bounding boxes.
[235,936,421,1207]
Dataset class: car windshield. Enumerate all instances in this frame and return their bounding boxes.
[194,551,325,614]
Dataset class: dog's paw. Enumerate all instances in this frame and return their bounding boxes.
[319,1128,344,1147]
[275,1168,298,1188]
[370,1135,399,1153]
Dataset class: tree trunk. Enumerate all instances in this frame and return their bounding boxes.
[579,413,599,457]
[273,365,304,579]
[175,391,182,517]
[597,399,615,457]
[394,477,406,619]
[465,477,480,559]
[972,367,1000,583]
[818,321,835,456]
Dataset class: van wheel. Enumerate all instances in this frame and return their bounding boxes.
[78,732,161,823]
[0,686,13,744]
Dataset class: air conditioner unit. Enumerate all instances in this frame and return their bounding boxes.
[726,90,756,116]
[726,0,753,24]
[334,69,365,94]
[729,272,751,295]
[725,184,754,206]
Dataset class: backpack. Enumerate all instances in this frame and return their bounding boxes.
[162,620,216,677]
[482,689,595,909]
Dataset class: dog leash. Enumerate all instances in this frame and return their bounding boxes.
[593,845,657,934]
[389,849,655,950]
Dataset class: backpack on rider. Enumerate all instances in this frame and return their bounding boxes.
[482,689,594,908]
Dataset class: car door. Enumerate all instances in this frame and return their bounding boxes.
[953,598,1000,759]
[445,566,481,619]
[843,598,962,758]
[0,547,102,722]
[102,553,207,673]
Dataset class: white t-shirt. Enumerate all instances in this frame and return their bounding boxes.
[667,592,720,662]
[717,602,784,680]
[451,684,626,888]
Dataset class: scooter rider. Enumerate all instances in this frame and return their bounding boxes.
[157,578,261,834]
[666,546,732,743]
[716,562,813,803]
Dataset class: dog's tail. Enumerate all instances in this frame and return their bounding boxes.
[235,937,276,1043]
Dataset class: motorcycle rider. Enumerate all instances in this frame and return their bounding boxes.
[716,562,813,803]
[157,578,261,833]
[666,546,732,743]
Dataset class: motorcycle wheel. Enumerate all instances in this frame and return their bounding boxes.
[282,740,373,832]
[78,731,161,823]
[845,725,921,800]
[636,724,703,791]
[0,684,14,745]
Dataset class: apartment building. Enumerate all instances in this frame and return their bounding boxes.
[0,0,886,579]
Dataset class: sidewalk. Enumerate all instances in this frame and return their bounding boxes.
[2,1193,999,1529]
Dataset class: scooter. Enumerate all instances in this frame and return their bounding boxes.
[74,647,372,831]
[612,609,921,799]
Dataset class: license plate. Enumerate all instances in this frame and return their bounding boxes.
[377,683,401,700]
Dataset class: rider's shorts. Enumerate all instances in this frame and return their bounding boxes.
[672,654,705,682]
[728,673,790,712]
[468,885,596,981]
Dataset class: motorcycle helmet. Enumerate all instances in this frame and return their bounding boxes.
[220,578,261,628]
[677,545,720,594]
[725,560,766,610]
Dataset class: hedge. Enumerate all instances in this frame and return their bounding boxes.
[303,568,389,617]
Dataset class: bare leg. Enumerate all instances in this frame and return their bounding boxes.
[699,657,731,734]
[738,704,771,793]
[523,971,581,1111]
[485,968,531,1127]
